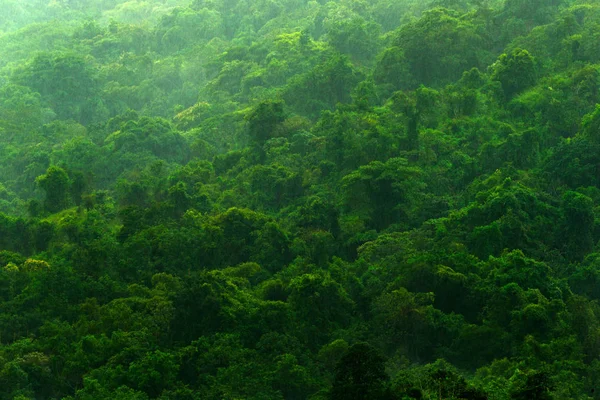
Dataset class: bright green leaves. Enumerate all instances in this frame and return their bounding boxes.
[206,60,261,99]
[4,1,600,399]
[118,205,293,276]
[67,380,150,400]
[581,103,600,140]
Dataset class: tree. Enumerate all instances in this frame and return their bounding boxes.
[581,103,600,141]
[424,359,487,400]
[288,272,355,345]
[341,158,423,230]
[388,8,488,88]
[501,0,566,29]
[157,8,225,54]
[373,46,413,94]
[127,350,178,397]
[330,343,392,400]
[560,190,594,260]
[246,100,286,147]
[12,52,100,122]
[250,221,292,273]
[543,137,600,188]
[510,370,553,400]
[326,17,381,63]
[490,48,537,99]
[283,55,363,118]
[394,86,441,150]
[248,163,303,209]
[36,166,71,213]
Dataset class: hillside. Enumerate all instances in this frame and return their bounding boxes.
[0,0,599,399]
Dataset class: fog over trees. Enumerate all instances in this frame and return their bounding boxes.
[0,0,599,398]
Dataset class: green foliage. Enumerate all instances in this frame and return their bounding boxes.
[288,271,354,344]
[1,0,600,399]
[325,17,381,64]
[329,343,391,400]
[544,137,600,188]
[490,48,537,99]
[12,52,100,122]
[581,103,600,141]
[156,7,225,53]
[341,158,424,230]
[502,0,567,30]
[386,7,490,88]
[560,190,595,260]
[373,46,413,94]
[283,54,363,118]
[36,166,71,214]
[246,100,286,146]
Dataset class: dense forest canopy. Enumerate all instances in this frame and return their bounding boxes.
[1,0,600,398]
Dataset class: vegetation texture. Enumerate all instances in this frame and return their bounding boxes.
[1,0,600,398]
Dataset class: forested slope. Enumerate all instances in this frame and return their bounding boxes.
[0,0,599,398]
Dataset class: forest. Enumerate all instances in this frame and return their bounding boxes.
[1,0,600,398]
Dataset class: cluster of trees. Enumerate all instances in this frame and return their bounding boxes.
[1,0,600,398]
